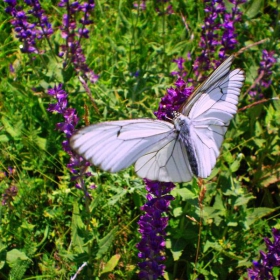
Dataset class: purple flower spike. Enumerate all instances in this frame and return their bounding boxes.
[137,180,175,280]
[47,85,92,183]
[193,0,226,78]
[248,228,280,280]
[4,0,53,53]
[259,50,277,89]
[138,57,193,278]
[193,0,245,79]
[249,50,276,99]
[58,0,99,84]
[219,0,246,59]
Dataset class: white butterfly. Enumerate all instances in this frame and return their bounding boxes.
[70,55,245,182]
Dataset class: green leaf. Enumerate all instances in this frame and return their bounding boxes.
[230,153,244,172]
[172,187,196,201]
[203,241,221,253]
[35,136,47,151]
[169,238,187,261]
[272,266,280,279]
[234,193,255,207]
[246,207,278,226]
[1,116,23,138]
[173,207,183,217]
[254,121,263,137]
[71,201,86,254]
[96,227,119,259]
[254,138,266,148]
[0,134,9,142]
[222,149,234,164]
[100,254,121,275]
[6,249,30,265]
[246,0,263,18]
[108,188,128,205]
[0,242,7,270]
[203,195,226,226]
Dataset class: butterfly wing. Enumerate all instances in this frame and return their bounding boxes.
[181,57,245,178]
[135,137,193,182]
[180,55,237,115]
[70,119,177,174]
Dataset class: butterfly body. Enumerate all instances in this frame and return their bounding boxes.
[70,55,245,182]
[173,113,199,176]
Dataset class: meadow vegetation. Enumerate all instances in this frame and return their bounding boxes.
[0,0,279,279]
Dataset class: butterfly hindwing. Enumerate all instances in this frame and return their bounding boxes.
[180,55,236,115]
[135,137,193,182]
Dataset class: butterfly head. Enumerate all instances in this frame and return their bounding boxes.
[172,111,186,131]
[171,111,181,119]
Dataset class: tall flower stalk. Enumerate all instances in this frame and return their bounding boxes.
[4,5,97,277]
[247,50,277,99]
[193,0,246,81]
[4,0,53,53]
[4,0,98,188]
[138,1,247,277]
[47,84,95,197]
[137,57,194,278]
[47,84,95,276]
[137,180,175,279]
[219,0,247,59]
[58,0,99,83]
[4,0,98,83]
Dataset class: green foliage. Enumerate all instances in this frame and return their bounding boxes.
[0,0,279,279]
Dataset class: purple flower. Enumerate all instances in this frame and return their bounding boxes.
[4,0,53,53]
[171,57,186,77]
[193,0,226,79]
[25,0,53,37]
[137,180,175,280]
[1,167,18,208]
[193,0,245,79]
[138,60,195,277]
[173,57,185,71]
[133,1,146,10]
[47,84,78,137]
[2,185,18,208]
[259,50,277,88]
[219,0,246,59]
[248,228,280,280]
[154,76,193,121]
[47,84,91,182]
[58,0,99,84]
[155,0,174,16]
[249,50,276,99]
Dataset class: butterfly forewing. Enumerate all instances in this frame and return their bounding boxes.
[180,55,236,116]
